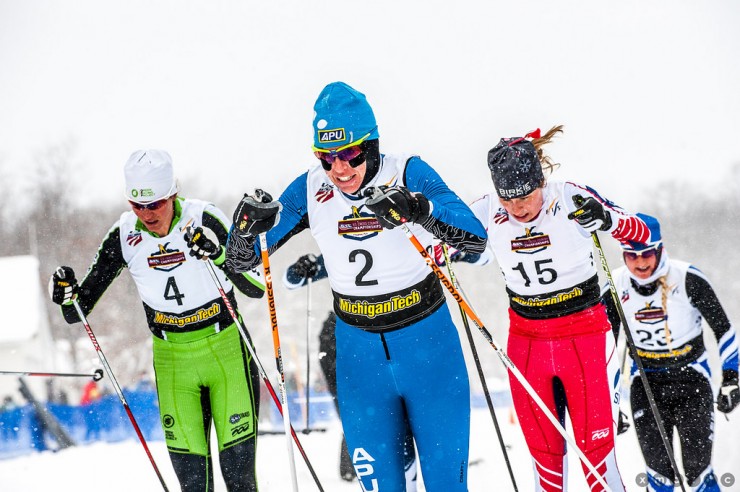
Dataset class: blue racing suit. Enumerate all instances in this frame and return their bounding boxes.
[227,153,486,491]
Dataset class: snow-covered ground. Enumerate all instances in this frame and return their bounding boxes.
[1,403,738,491]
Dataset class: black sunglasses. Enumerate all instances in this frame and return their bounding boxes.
[129,197,169,211]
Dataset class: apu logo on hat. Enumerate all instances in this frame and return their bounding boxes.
[318,128,346,144]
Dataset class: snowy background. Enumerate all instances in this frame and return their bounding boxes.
[1,399,739,491]
[1,0,739,213]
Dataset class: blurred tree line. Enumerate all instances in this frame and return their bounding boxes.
[0,143,155,399]
[1,143,738,401]
[0,142,325,402]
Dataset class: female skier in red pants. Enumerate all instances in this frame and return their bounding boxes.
[466,126,649,491]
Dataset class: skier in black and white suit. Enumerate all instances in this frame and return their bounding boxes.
[602,213,739,492]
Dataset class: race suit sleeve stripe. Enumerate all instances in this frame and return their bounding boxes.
[61,225,126,324]
[203,209,264,298]
[686,268,739,372]
[404,157,487,254]
[612,216,649,243]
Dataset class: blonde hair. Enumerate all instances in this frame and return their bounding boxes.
[658,276,673,349]
[531,125,563,178]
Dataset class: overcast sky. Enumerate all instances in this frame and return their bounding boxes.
[1,0,738,213]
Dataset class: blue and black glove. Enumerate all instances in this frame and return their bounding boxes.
[291,254,319,279]
[363,185,430,229]
[232,189,282,237]
[226,189,281,274]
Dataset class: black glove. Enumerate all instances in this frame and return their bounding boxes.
[568,194,612,232]
[363,185,431,229]
[232,189,282,237]
[717,370,740,414]
[48,266,78,305]
[617,410,631,435]
[184,226,222,261]
[291,254,319,279]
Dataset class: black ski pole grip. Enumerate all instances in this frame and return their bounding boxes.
[567,194,586,220]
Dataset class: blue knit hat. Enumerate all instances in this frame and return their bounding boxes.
[620,213,663,252]
[313,82,379,150]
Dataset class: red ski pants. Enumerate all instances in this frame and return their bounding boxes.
[507,306,625,491]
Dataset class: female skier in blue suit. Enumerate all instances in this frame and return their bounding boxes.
[225,81,487,491]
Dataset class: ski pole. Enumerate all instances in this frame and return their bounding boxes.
[587,226,687,492]
[71,300,170,492]
[441,245,519,492]
[395,223,612,492]
[0,369,103,381]
[257,231,299,491]
[201,257,324,491]
[615,336,631,430]
[304,277,311,433]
